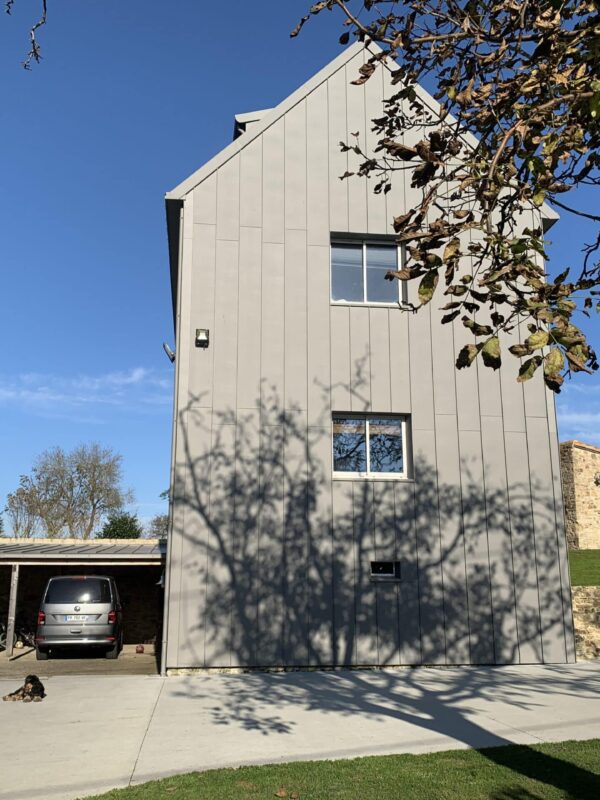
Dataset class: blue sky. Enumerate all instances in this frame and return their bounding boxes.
[0,2,598,529]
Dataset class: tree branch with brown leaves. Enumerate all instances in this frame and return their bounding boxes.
[296,0,600,391]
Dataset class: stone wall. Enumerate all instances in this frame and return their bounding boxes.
[572,586,600,660]
[560,440,600,549]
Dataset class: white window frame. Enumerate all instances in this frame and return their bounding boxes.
[332,413,409,481]
[330,239,408,307]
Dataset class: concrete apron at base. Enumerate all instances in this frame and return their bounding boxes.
[1,663,600,800]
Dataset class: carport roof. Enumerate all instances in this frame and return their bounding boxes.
[0,538,166,566]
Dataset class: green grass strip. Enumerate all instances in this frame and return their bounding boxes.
[84,738,600,800]
[569,550,600,586]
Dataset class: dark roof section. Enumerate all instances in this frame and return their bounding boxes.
[166,197,183,332]
[0,538,166,565]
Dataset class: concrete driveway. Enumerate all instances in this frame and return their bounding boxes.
[1,662,599,800]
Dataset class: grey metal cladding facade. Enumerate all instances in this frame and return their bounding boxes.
[164,47,574,670]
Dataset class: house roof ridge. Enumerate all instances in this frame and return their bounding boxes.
[165,40,557,226]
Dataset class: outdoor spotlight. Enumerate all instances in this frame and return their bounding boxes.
[195,328,210,348]
[162,342,176,363]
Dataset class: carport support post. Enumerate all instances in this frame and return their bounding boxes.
[6,563,19,658]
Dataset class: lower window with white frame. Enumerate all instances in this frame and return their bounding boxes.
[332,414,409,478]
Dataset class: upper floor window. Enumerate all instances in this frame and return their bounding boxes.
[332,414,408,479]
[331,240,405,305]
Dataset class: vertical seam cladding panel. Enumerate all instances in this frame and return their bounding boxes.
[168,47,573,670]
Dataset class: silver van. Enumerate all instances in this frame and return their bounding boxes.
[35,575,123,660]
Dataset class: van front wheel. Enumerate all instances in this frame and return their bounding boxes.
[36,648,48,661]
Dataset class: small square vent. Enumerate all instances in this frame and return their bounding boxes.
[370,561,401,581]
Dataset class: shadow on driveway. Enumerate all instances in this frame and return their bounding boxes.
[167,664,600,799]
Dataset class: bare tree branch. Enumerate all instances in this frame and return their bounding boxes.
[5,0,48,68]
[23,0,47,69]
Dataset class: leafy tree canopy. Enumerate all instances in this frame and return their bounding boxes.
[5,444,131,538]
[97,511,144,540]
[296,0,600,390]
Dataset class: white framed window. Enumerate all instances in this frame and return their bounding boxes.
[332,414,409,479]
[330,240,407,305]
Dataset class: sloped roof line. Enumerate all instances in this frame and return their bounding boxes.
[0,538,166,562]
[166,41,366,200]
[166,40,558,225]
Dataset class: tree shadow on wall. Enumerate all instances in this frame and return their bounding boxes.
[167,387,599,799]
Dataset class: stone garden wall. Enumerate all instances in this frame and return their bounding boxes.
[572,586,600,661]
[560,440,600,550]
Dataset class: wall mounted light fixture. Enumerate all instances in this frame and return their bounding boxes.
[594,472,600,487]
[195,328,210,348]
[162,342,176,363]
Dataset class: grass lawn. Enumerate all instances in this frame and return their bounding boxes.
[569,549,600,586]
[85,739,600,800]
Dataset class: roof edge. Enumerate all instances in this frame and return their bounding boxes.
[0,537,162,545]
[166,41,365,200]
[166,38,558,228]
[560,440,600,455]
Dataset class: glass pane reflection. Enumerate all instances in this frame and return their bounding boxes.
[366,245,398,303]
[331,243,363,301]
[333,416,367,472]
[368,418,404,473]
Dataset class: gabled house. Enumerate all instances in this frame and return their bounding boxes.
[162,42,574,672]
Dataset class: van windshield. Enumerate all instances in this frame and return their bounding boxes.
[45,578,111,604]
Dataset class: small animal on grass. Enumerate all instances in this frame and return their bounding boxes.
[2,674,46,702]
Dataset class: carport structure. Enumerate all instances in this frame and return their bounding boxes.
[0,538,166,657]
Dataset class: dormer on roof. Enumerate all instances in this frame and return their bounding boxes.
[233,109,273,141]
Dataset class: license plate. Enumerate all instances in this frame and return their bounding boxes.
[65,615,87,621]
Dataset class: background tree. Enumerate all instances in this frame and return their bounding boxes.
[147,513,169,539]
[69,443,132,538]
[0,514,4,537]
[4,443,131,538]
[4,478,38,538]
[296,0,600,390]
[97,511,144,540]
[27,447,75,537]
